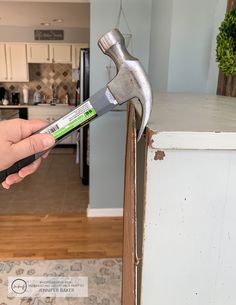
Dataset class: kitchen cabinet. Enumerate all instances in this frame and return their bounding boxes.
[50,44,72,63]
[0,44,7,81]
[0,43,28,82]
[123,94,236,305]
[26,43,88,65]
[27,44,50,63]
[28,105,77,145]
[27,43,72,64]
[72,43,88,69]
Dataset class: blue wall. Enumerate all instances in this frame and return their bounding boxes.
[149,0,227,94]
[89,0,152,211]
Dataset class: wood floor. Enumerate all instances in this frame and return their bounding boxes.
[0,148,89,214]
[0,214,123,260]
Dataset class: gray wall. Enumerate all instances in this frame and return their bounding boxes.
[149,0,227,95]
[89,0,152,210]
[0,26,89,43]
[149,0,173,92]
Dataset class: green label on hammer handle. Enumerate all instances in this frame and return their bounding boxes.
[40,101,96,140]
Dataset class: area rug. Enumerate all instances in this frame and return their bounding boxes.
[0,258,122,305]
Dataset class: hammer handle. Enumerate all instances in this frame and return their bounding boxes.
[0,154,37,183]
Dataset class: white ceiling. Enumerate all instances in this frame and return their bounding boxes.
[0,1,90,28]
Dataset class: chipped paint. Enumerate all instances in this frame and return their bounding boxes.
[154,150,165,160]
[147,128,158,148]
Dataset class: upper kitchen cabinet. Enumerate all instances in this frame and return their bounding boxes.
[72,43,89,69]
[0,44,7,81]
[27,44,50,63]
[50,44,72,63]
[0,43,28,82]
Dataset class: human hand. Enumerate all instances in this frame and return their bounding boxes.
[0,118,55,189]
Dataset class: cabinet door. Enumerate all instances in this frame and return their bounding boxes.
[6,44,29,81]
[50,44,72,63]
[72,43,88,69]
[27,44,51,63]
[0,44,8,81]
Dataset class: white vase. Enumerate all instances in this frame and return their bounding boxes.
[23,88,29,104]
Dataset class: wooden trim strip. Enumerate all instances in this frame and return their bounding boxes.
[122,102,137,305]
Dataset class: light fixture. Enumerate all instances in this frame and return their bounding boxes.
[40,22,51,26]
[52,18,64,23]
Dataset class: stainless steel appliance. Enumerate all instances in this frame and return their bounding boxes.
[11,92,20,105]
[78,48,90,185]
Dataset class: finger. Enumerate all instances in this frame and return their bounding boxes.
[2,181,10,189]
[12,133,55,162]
[4,119,50,143]
[18,158,42,178]
[23,119,50,136]
[5,173,24,186]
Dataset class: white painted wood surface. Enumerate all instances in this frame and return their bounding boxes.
[145,93,236,149]
[139,94,236,305]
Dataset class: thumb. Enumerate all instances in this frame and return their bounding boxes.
[12,133,55,162]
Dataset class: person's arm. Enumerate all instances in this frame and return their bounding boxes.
[0,118,55,189]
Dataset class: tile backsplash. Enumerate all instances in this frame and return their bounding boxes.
[1,63,76,104]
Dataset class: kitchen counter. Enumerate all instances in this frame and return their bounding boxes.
[0,104,73,120]
[0,104,72,108]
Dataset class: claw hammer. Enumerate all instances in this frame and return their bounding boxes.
[0,29,152,183]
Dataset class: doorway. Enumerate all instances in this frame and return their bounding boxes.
[0,1,90,214]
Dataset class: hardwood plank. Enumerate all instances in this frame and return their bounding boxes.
[0,214,123,260]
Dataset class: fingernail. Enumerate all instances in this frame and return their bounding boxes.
[42,136,55,149]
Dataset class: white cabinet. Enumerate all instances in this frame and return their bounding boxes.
[26,43,88,65]
[0,44,7,81]
[50,44,72,63]
[28,105,77,145]
[0,43,28,82]
[72,43,88,69]
[27,44,50,63]
[125,94,236,305]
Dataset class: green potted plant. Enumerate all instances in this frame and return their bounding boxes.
[216,9,236,75]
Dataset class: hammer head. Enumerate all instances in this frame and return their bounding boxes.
[98,29,152,141]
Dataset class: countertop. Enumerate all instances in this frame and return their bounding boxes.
[135,93,236,150]
[0,104,73,108]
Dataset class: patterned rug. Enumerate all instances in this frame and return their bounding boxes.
[0,258,122,305]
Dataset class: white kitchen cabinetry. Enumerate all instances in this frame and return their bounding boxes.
[72,43,88,69]
[26,43,88,66]
[0,43,28,82]
[0,44,7,81]
[27,44,50,63]
[50,44,72,63]
[28,105,77,145]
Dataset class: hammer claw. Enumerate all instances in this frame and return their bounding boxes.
[98,29,152,141]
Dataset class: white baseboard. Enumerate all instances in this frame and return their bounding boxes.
[87,208,123,217]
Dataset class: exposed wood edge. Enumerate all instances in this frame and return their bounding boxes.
[122,102,136,305]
